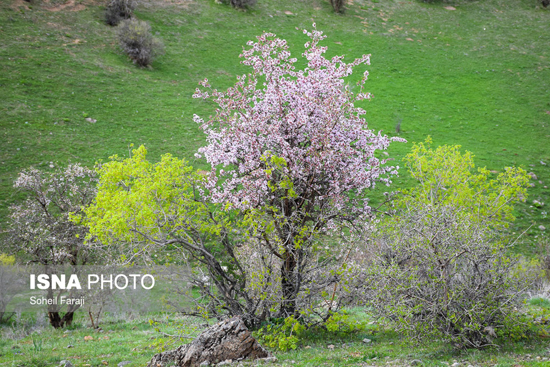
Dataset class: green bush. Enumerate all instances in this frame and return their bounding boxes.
[254,311,366,351]
[117,19,164,67]
[105,0,136,26]
[324,310,366,335]
[254,316,305,351]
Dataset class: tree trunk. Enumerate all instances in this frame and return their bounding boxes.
[48,311,63,328]
[48,311,75,328]
[279,251,297,317]
[62,311,74,326]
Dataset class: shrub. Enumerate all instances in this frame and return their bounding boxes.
[117,19,164,67]
[105,0,136,26]
[230,0,257,9]
[369,140,533,349]
[330,0,344,12]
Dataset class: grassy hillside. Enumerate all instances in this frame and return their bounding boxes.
[1,0,550,363]
[1,0,549,244]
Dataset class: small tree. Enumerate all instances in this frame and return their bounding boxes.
[370,139,532,348]
[2,164,99,328]
[193,25,404,319]
[83,27,403,327]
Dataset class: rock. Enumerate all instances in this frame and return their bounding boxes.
[66,345,74,348]
[327,344,335,349]
[539,225,546,231]
[85,117,97,123]
[451,363,461,367]
[217,361,232,366]
[147,317,269,367]
[118,362,132,367]
[84,335,94,341]
[60,361,74,367]
[362,338,372,344]
[410,360,424,366]
[541,161,547,166]
[529,172,538,180]
[533,200,544,208]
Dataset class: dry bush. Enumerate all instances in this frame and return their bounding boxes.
[117,19,164,67]
[105,0,136,26]
[230,0,257,9]
[330,0,344,12]
[370,204,535,348]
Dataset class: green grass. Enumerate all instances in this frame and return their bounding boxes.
[1,0,549,249]
[530,296,550,309]
[1,307,550,366]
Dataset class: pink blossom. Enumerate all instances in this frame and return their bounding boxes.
[193,26,405,224]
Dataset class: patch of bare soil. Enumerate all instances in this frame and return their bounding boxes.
[10,0,96,12]
[139,0,194,9]
[10,0,31,11]
[43,0,86,12]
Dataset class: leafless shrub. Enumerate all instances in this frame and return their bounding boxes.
[369,203,535,349]
[230,0,257,9]
[117,19,164,67]
[105,0,136,26]
[330,0,344,12]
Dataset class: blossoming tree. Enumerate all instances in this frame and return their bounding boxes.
[193,25,404,317]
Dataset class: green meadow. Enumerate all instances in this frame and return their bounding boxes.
[1,0,549,239]
[1,0,550,365]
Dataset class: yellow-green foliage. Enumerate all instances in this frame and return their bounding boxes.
[402,137,529,227]
[80,145,219,252]
[254,316,305,351]
[325,310,366,334]
[0,254,15,266]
